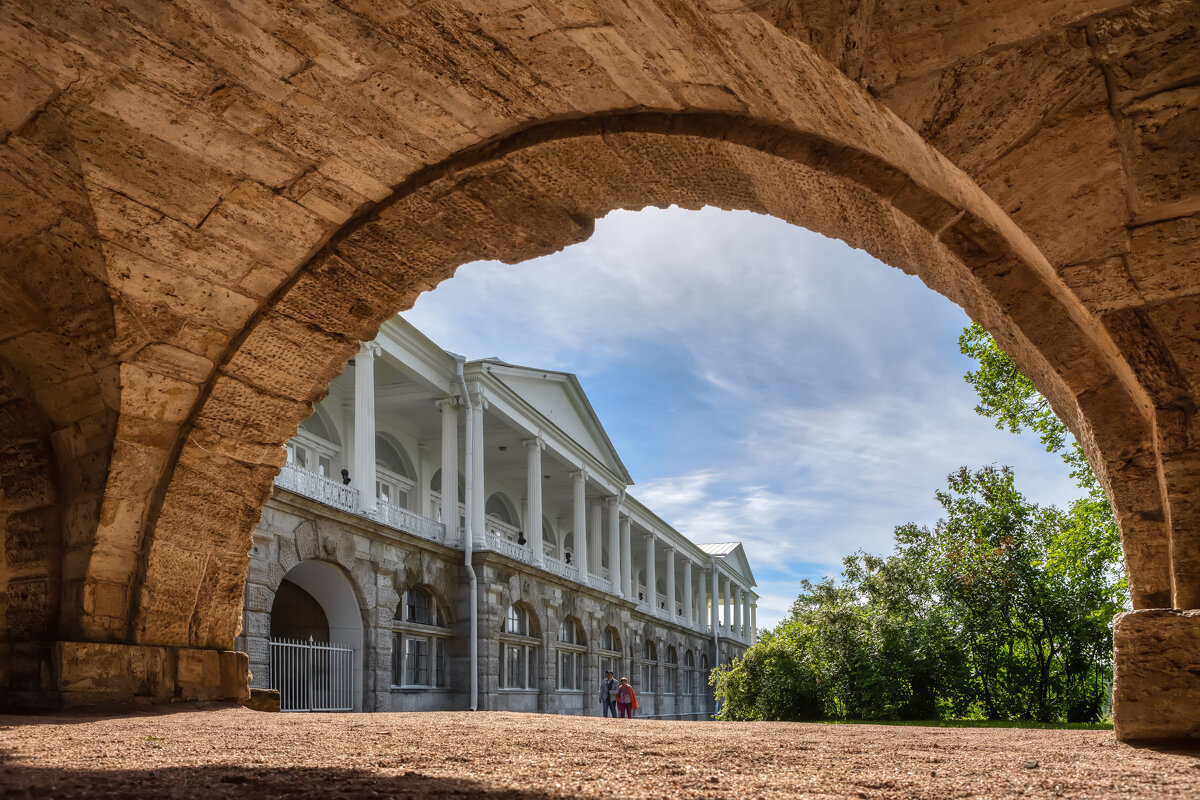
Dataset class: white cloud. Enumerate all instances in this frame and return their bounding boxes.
[406,206,1085,632]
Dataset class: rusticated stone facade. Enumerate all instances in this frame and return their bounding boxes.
[0,0,1197,739]
[244,490,724,716]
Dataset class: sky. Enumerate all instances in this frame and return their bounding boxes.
[403,206,1079,632]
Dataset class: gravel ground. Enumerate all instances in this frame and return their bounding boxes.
[1,705,1198,799]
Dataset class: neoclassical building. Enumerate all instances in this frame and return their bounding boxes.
[238,317,758,714]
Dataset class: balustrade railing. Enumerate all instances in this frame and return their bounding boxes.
[277,465,725,614]
[486,530,535,565]
[543,556,579,583]
[587,573,610,591]
[275,462,360,513]
[371,500,447,545]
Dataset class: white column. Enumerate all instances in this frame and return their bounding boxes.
[606,496,621,595]
[589,501,602,577]
[571,470,588,578]
[722,577,731,630]
[741,591,750,639]
[525,437,544,565]
[619,515,632,598]
[664,546,676,619]
[683,559,693,626]
[734,586,743,635]
[437,397,459,543]
[556,515,565,560]
[353,342,379,512]
[710,568,718,631]
[645,532,657,613]
[751,602,757,643]
[470,386,486,547]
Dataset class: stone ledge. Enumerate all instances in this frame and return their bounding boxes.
[1113,608,1200,742]
[240,687,281,712]
[53,642,250,706]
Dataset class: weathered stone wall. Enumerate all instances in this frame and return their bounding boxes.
[0,0,1196,737]
[245,489,717,715]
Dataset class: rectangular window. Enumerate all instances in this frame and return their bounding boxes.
[405,637,429,686]
[559,651,584,690]
[391,633,402,686]
[435,640,446,687]
[318,455,331,477]
[665,668,676,694]
[600,656,615,680]
[642,664,654,693]
[504,644,525,689]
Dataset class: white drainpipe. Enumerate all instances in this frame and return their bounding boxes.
[711,554,720,713]
[456,359,479,711]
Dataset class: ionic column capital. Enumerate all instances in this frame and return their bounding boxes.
[435,396,460,411]
[523,436,545,451]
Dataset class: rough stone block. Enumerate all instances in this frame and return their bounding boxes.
[1113,609,1200,741]
[176,647,222,701]
[219,650,251,702]
[240,687,280,712]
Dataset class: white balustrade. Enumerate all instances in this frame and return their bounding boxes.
[543,556,579,583]
[486,530,536,566]
[587,573,610,591]
[371,500,447,545]
[275,462,359,513]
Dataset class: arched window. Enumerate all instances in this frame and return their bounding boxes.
[700,653,710,694]
[685,650,696,694]
[641,640,657,693]
[655,578,667,610]
[637,569,647,601]
[665,646,678,694]
[485,493,520,539]
[391,588,450,689]
[289,409,339,478]
[375,435,416,508]
[501,604,538,690]
[543,517,558,558]
[557,617,586,691]
[600,626,621,679]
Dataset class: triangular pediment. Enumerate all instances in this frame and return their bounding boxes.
[491,367,631,483]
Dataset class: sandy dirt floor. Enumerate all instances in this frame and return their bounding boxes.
[1,706,1198,799]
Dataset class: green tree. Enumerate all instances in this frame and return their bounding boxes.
[713,324,1127,723]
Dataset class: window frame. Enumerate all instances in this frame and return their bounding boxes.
[641,640,657,694]
[500,604,540,691]
[556,617,587,692]
[391,588,451,690]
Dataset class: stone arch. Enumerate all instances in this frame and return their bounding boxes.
[272,558,367,712]
[3,0,1196,736]
[136,111,1164,656]
[394,582,454,628]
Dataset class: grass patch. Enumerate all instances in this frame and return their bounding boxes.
[818,719,1113,731]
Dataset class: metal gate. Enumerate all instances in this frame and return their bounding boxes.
[269,637,355,712]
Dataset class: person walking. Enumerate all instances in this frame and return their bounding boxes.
[616,677,638,719]
[599,669,619,717]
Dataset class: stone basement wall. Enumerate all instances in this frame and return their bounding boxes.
[244,491,720,716]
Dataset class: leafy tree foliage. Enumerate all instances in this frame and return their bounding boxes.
[713,325,1126,723]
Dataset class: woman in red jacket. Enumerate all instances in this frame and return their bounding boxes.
[616,677,638,718]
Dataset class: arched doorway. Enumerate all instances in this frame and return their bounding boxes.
[269,560,365,712]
